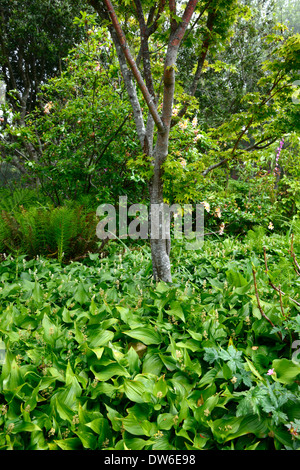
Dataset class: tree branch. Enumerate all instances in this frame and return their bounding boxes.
[202,158,228,176]
[171,6,217,125]
[134,0,156,99]
[102,0,165,134]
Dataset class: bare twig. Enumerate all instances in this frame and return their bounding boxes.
[289,234,300,276]
[252,267,277,331]
[202,158,228,176]
[264,246,300,307]
[278,286,287,319]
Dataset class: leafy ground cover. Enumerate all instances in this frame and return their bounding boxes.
[0,232,300,450]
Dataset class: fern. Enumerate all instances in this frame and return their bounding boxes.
[245,225,266,251]
[50,206,79,262]
[0,199,100,261]
[0,188,47,214]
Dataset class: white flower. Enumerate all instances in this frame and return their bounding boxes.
[44,101,53,114]
[179,120,188,130]
[268,222,274,230]
[202,201,210,213]
[219,222,225,235]
[179,157,186,168]
[192,117,198,128]
[215,207,222,218]
[172,106,179,117]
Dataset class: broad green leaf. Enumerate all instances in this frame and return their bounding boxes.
[1,357,23,391]
[210,414,268,443]
[126,347,140,374]
[91,364,130,381]
[123,327,162,345]
[53,396,74,422]
[32,281,43,303]
[85,418,109,437]
[105,405,123,432]
[42,314,58,346]
[166,301,185,322]
[54,438,82,450]
[74,282,89,305]
[75,427,97,449]
[89,347,104,360]
[153,375,168,398]
[157,413,177,430]
[10,421,41,434]
[226,270,248,287]
[88,328,114,348]
[272,358,300,384]
[142,353,163,375]
[124,436,154,450]
[123,379,147,403]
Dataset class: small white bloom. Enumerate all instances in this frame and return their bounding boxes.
[179,120,188,130]
[215,207,222,218]
[202,201,210,213]
[179,157,187,168]
[219,222,225,235]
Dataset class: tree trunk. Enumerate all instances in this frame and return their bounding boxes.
[149,164,172,283]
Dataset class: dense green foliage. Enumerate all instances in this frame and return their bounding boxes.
[0,235,300,450]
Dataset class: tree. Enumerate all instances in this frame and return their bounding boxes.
[273,0,300,33]
[88,0,246,282]
[0,0,87,118]
[1,17,142,205]
[0,0,88,176]
[177,0,279,129]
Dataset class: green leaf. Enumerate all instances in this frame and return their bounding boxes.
[91,364,130,381]
[75,427,97,449]
[10,421,42,434]
[85,418,109,437]
[105,405,123,432]
[74,282,89,305]
[272,358,300,384]
[32,281,44,303]
[88,328,114,348]
[123,379,147,403]
[124,436,154,450]
[226,270,248,287]
[167,301,185,322]
[210,414,268,443]
[157,413,177,430]
[54,438,82,450]
[142,353,163,376]
[123,327,162,345]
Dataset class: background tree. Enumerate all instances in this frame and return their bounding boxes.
[177,0,279,129]
[88,0,248,282]
[2,16,144,205]
[0,0,86,177]
[0,0,85,118]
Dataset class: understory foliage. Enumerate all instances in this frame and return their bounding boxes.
[0,234,299,450]
[0,189,100,262]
